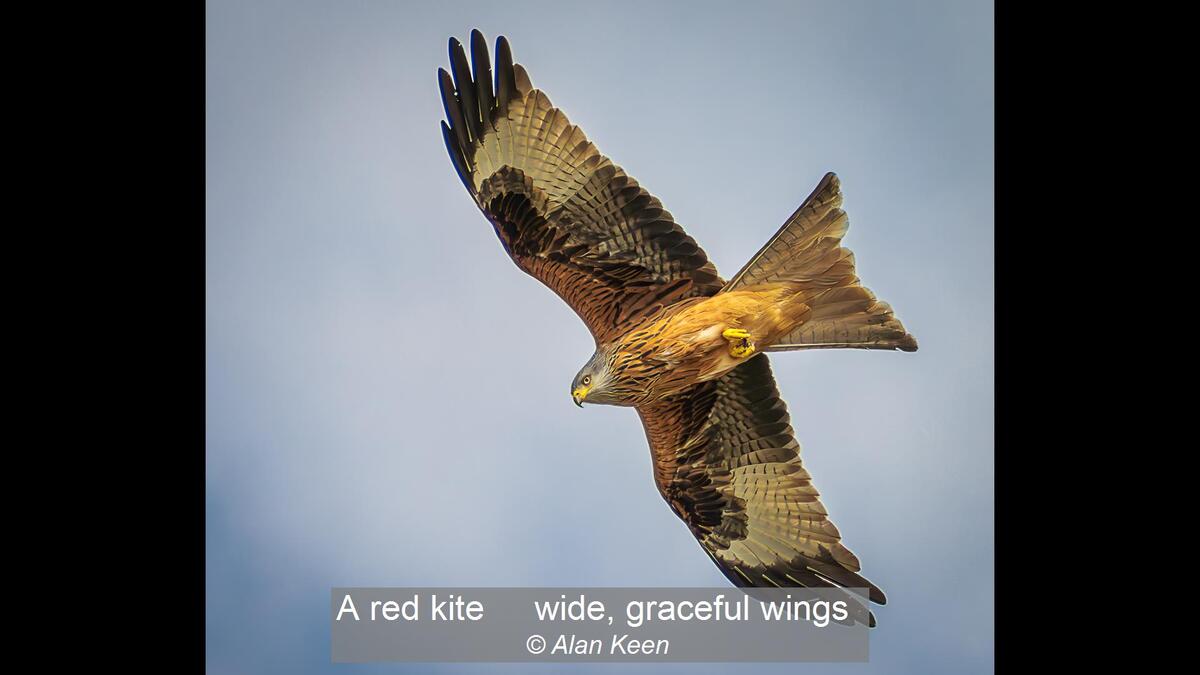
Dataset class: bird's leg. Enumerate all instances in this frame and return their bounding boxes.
[723,328,756,358]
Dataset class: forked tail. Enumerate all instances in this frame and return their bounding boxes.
[722,173,918,352]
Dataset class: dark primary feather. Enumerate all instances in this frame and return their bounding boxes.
[448,38,481,143]
[469,30,493,132]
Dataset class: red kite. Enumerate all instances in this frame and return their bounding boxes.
[439,30,916,626]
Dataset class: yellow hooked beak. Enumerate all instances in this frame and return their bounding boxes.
[572,385,590,407]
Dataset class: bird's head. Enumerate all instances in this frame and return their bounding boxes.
[571,349,619,407]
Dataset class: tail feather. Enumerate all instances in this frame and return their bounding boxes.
[723,173,917,352]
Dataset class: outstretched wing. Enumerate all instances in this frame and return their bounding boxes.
[439,31,723,344]
[636,353,886,626]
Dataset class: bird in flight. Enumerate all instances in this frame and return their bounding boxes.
[438,30,916,626]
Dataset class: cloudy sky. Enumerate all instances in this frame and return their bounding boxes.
[207,1,993,672]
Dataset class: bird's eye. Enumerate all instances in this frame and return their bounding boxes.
[582,375,591,385]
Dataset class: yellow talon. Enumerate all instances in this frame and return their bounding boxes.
[730,342,756,358]
[723,328,756,358]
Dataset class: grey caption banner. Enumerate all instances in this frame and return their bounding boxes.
[331,587,870,662]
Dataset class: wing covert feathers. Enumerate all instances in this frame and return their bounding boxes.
[439,30,723,343]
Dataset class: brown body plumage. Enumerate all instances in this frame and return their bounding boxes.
[439,30,917,626]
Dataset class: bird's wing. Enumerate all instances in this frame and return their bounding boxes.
[439,31,724,344]
[636,353,885,626]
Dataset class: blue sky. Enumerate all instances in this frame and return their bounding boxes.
[207,1,993,672]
